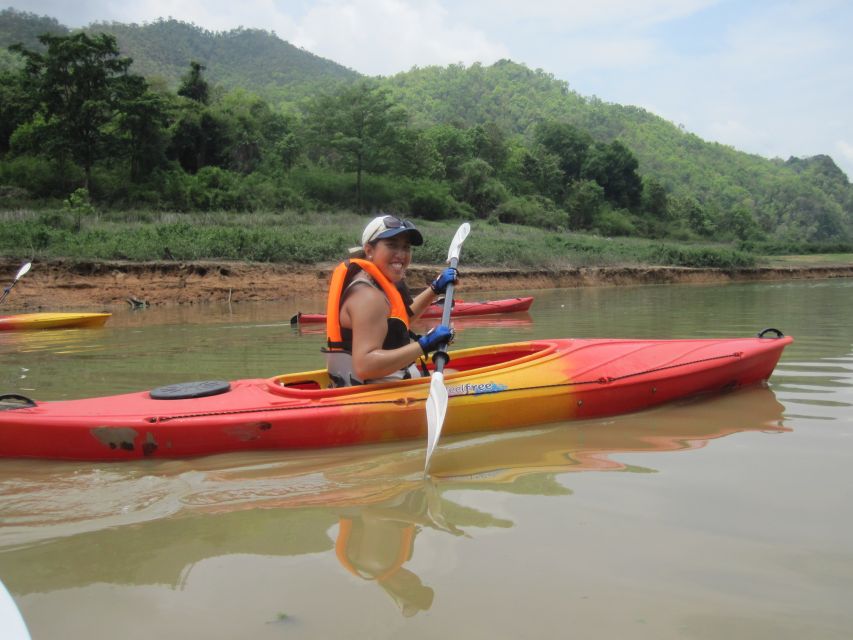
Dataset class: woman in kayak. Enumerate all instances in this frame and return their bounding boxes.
[325,215,457,387]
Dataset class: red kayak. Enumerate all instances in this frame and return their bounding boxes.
[0,330,791,460]
[291,296,534,325]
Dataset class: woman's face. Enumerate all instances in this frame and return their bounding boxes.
[366,235,413,283]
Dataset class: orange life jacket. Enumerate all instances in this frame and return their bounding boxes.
[326,259,411,352]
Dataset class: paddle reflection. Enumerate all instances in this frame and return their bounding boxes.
[0,386,786,615]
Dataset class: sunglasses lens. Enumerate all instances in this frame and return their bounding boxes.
[383,216,408,229]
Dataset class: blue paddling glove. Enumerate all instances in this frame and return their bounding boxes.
[418,324,455,355]
[430,267,458,295]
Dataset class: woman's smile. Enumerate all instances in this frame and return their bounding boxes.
[372,238,412,282]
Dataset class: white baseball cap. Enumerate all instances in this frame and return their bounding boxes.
[360,215,424,246]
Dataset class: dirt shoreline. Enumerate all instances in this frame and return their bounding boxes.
[2,258,853,309]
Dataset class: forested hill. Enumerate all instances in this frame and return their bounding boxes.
[1,9,851,244]
[0,10,359,99]
[386,62,852,239]
[85,19,360,99]
[0,8,67,71]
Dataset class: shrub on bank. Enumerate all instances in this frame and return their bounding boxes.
[0,209,777,270]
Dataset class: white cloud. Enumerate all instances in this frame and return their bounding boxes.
[291,0,508,75]
[837,141,853,163]
[455,0,718,30]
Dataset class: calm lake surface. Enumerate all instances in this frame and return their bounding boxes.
[1,279,852,639]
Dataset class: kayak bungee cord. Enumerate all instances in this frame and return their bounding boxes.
[149,351,744,423]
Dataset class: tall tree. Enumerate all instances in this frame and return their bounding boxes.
[534,121,592,183]
[307,79,409,209]
[177,61,210,105]
[113,75,169,181]
[581,140,643,210]
[10,32,134,188]
[0,68,31,153]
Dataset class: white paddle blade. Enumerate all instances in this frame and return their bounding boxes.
[15,262,32,280]
[424,371,448,473]
[446,223,470,263]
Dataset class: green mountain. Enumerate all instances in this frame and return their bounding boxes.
[84,19,360,99]
[385,61,851,239]
[0,7,68,71]
[90,19,361,101]
[1,9,850,240]
[0,7,67,48]
[0,10,359,99]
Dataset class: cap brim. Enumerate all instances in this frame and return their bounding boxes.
[374,227,424,246]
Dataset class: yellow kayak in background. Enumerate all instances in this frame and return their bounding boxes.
[0,312,111,331]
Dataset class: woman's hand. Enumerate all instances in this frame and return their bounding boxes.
[430,268,458,295]
[418,324,455,355]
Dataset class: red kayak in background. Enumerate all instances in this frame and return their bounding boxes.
[291,296,534,325]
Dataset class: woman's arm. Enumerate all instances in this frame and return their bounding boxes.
[409,286,439,319]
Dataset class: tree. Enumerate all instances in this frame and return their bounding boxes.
[566,179,604,229]
[453,158,509,217]
[167,105,231,174]
[581,140,643,210]
[177,61,210,105]
[307,79,409,209]
[468,122,509,171]
[534,121,592,183]
[422,124,474,181]
[10,32,135,188]
[512,146,564,202]
[113,74,169,181]
[641,176,669,219]
[0,69,31,153]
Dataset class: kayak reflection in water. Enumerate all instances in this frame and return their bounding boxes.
[325,215,458,387]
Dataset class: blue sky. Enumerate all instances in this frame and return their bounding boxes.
[7,0,853,180]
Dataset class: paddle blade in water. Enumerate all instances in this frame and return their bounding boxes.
[424,371,448,474]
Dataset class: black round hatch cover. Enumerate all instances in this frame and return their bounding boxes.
[149,380,231,400]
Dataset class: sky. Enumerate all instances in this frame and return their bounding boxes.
[7,0,853,180]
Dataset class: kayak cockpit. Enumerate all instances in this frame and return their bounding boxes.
[267,341,559,394]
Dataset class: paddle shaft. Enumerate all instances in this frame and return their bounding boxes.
[424,222,469,474]
[431,255,459,372]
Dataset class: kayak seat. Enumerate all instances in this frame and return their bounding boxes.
[274,370,333,390]
[282,380,323,390]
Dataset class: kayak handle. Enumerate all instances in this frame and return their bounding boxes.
[757,328,785,338]
[0,393,37,410]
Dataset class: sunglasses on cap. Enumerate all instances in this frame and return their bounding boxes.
[381,216,416,230]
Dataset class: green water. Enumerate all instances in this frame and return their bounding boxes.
[1,279,852,639]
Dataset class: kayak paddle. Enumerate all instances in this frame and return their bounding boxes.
[0,261,32,305]
[424,222,470,474]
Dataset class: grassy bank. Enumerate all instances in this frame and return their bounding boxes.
[0,207,833,270]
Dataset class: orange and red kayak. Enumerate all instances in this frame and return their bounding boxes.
[0,312,111,331]
[0,332,792,461]
[291,296,533,324]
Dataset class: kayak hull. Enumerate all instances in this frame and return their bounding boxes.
[0,312,111,331]
[293,296,533,324]
[0,335,792,460]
